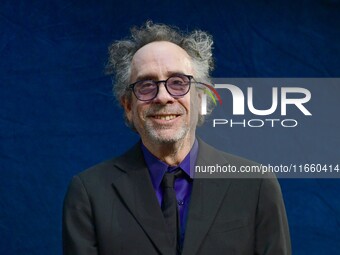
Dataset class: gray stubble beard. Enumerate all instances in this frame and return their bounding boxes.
[144,120,190,145]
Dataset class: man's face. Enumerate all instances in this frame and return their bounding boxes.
[122,41,201,146]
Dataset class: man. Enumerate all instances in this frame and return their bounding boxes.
[63,21,291,255]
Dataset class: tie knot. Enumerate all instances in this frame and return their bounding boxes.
[162,169,183,188]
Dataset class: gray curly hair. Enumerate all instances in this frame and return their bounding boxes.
[106,21,216,125]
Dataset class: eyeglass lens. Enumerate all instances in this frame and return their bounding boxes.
[133,74,190,101]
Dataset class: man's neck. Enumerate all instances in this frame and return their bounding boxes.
[142,135,195,166]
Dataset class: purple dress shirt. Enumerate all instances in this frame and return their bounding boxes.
[141,139,198,246]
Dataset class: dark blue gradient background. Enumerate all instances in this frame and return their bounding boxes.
[1,0,339,254]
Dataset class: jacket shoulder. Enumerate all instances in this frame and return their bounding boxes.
[76,141,141,183]
[198,138,259,166]
[197,138,277,179]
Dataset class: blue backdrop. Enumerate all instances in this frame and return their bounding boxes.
[1,0,339,254]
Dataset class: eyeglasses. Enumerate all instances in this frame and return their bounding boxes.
[128,74,193,101]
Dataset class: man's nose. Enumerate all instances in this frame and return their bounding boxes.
[152,83,175,104]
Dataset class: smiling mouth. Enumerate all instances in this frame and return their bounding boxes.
[152,114,179,121]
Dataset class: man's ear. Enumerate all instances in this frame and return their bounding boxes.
[197,89,203,100]
[121,95,132,122]
[196,88,203,106]
[196,88,207,116]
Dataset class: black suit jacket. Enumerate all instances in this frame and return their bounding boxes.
[63,139,291,255]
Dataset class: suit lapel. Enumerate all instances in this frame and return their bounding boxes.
[111,139,233,255]
[182,140,232,255]
[111,142,173,254]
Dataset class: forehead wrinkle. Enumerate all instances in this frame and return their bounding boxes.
[136,70,192,82]
[130,41,194,82]
[133,59,193,82]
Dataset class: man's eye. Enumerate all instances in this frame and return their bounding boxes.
[168,77,189,91]
[171,79,184,85]
[138,82,156,94]
[141,81,155,87]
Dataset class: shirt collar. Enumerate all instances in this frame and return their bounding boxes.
[141,139,199,191]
